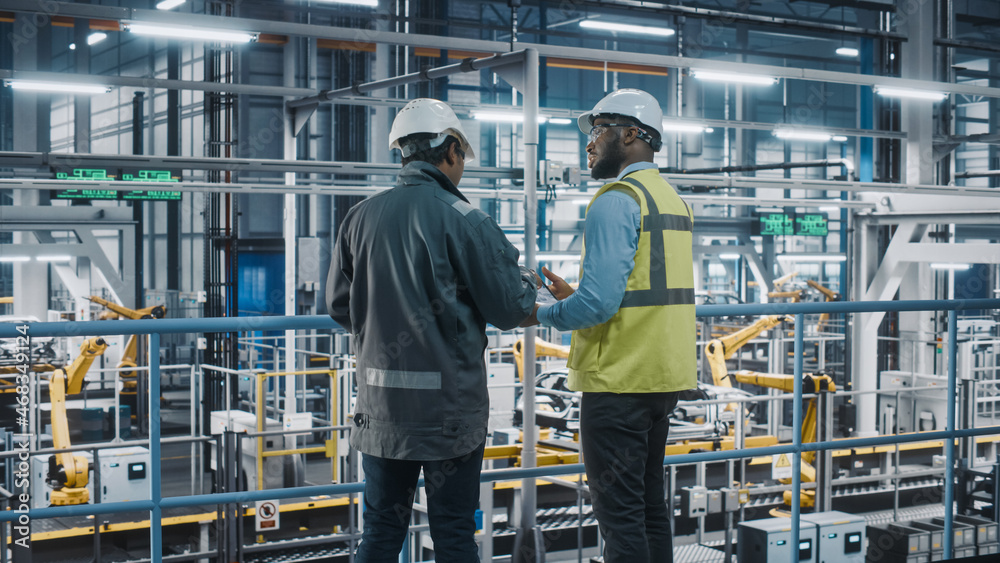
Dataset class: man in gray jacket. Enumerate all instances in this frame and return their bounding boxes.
[327,98,537,562]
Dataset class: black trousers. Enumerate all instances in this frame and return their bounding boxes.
[581,391,680,563]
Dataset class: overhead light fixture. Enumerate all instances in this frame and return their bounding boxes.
[70,32,108,50]
[662,122,714,134]
[836,47,859,57]
[774,129,833,142]
[36,256,72,262]
[818,206,841,212]
[156,0,187,8]
[692,70,778,86]
[719,253,742,260]
[548,118,573,125]
[930,263,971,270]
[831,135,849,142]
[777,254,847,262]
[124,22,258,43]
[472,111,548,124]
[4,80,111,94]
[874,87,947,101]
[579,20,675,37]
[0,256,30,263]
[314,0,379,5]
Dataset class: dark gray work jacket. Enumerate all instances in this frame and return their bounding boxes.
[326,161,536,460]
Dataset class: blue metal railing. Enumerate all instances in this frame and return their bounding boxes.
[2,297,999,561]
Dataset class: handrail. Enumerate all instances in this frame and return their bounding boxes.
[1,297,998,562]
[3,298,998,338]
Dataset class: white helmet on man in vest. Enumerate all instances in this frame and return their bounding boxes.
[389,98,476,162]
[578,88,664,152]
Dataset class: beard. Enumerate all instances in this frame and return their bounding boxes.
[590,134,626,180]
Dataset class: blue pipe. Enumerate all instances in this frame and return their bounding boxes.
[791,314,804,560]
[944,310,957,559]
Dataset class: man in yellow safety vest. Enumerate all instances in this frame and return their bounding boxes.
[525,88,696,563]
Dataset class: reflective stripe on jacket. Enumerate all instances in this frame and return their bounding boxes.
[567,167,697,393]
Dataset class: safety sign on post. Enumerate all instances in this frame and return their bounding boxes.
[771,453,793,480]
[255,500,280,532]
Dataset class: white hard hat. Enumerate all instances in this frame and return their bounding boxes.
[577,88,664,151]
[388,98,475,162]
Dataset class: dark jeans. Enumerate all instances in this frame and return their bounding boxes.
[355,441,486,563]
[581,391,680,563]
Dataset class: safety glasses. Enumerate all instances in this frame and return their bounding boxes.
[587,123,637,145]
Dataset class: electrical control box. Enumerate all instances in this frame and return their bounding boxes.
[802,511,866,563]
[678,486,708,518]
[98,446,151,503]
[738,517,818,563]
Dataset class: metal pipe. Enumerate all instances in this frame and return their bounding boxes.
[662,158,854,176]
[956,170,1000,178]
[287,51,528,109]
[519,45,540,549]
[943,310,957,558]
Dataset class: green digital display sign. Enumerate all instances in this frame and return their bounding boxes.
[52,168,182,201]
[755,211,829,237]
[795,213,829,237]
[757,212,795,236]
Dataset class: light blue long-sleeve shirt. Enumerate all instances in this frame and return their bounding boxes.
[536,161,656,331]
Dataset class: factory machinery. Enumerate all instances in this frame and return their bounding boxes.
[2,307,999,563]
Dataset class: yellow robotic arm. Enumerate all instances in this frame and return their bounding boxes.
[513,337,570,381]
[49,337,107,505]
[87,296,166,383]
[772,271,799,291]
[806,279,841,332]
[704,315,793,389]
[733,369,836,508]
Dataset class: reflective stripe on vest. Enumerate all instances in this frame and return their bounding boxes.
[618,176,695,308]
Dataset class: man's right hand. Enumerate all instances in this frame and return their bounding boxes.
[541,267,575,300]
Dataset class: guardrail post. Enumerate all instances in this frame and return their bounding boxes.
[792,313,804,559]
[150,332,162,562]
[943,310,957,559]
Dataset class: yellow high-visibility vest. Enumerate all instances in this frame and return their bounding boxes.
[567,168,697,393]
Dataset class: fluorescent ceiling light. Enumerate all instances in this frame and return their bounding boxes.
[36,256,72,262]
[0,256,30,263]
[831,135,848,142]
[774,129,833,142]
[777,254,846,262]
[931,263,971,270]
[579,20,674,37]
[719,253,742,260]
[836,47,859,57]
[4,80,111,94]
[156,0,187,9]
[548,118,573,125]
[662,122,714,134]
[692,70,777,85]
[818,206,841,212]
[874,87,947,101]
[314,0,379,5]
[69,32,108,50]
[125,22,258,43]
[473,112,548,124]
